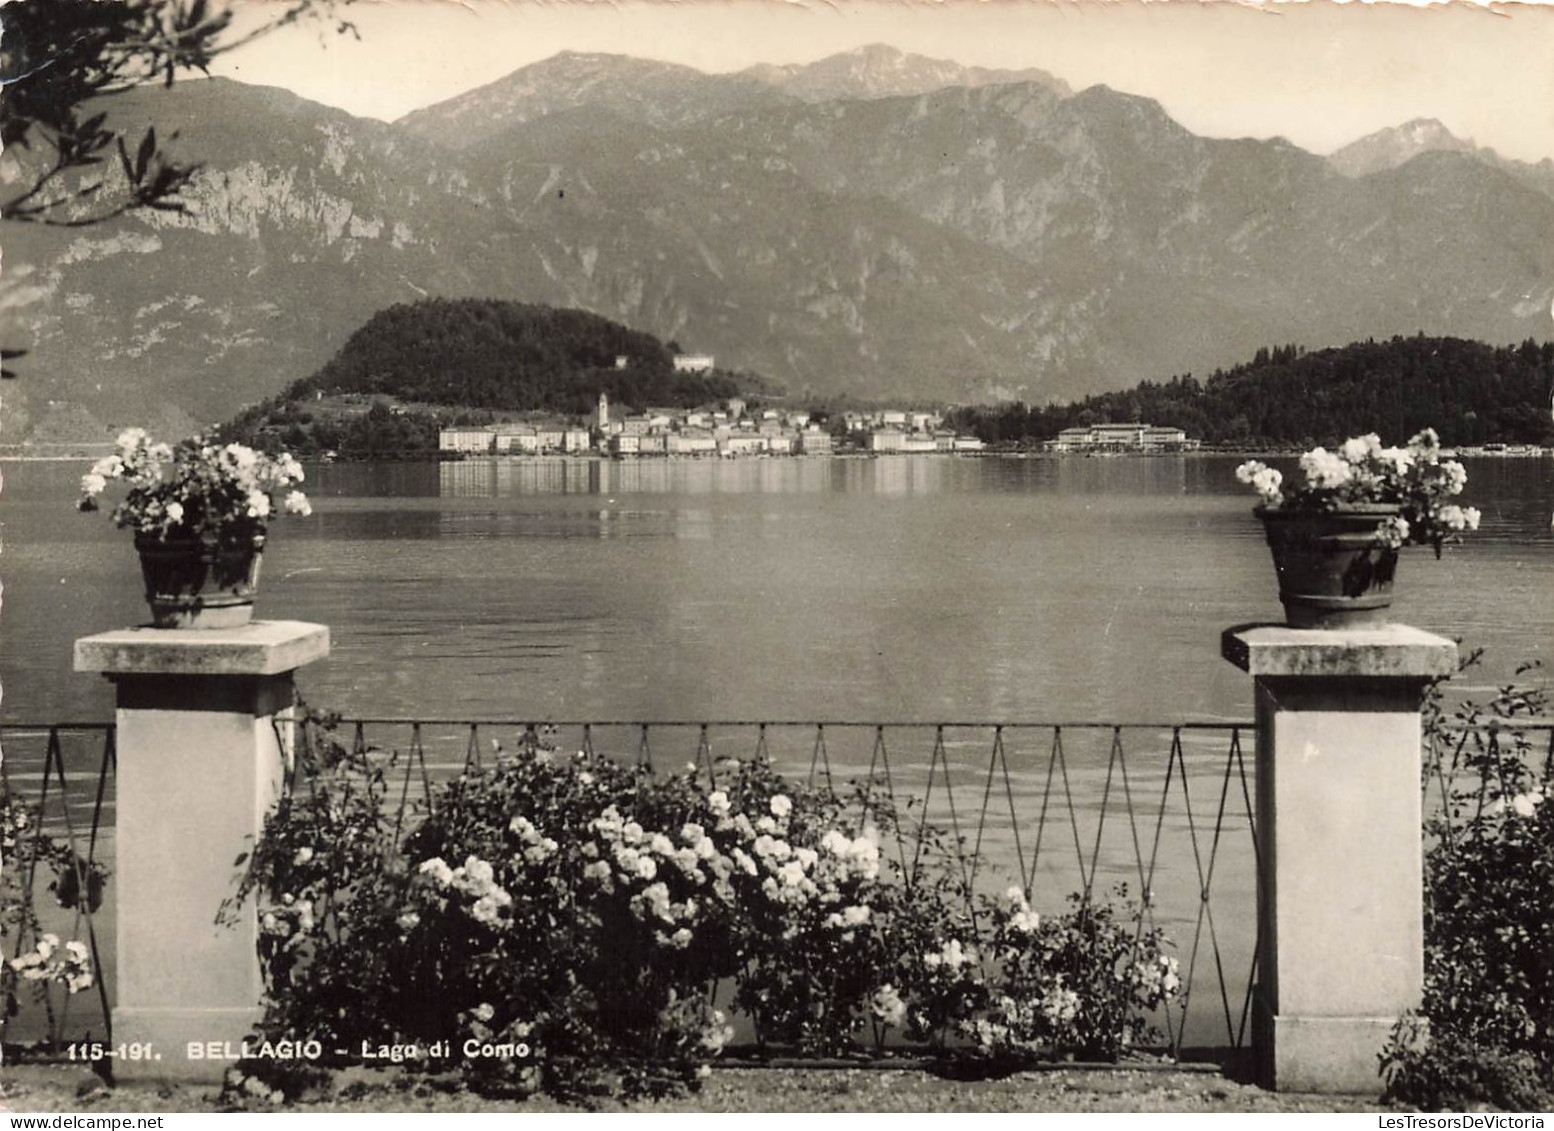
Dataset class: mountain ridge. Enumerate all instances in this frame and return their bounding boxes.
[6,59,1554,442]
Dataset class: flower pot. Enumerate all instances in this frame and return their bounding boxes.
[1254,504,1400,630]
[135,534,265,629]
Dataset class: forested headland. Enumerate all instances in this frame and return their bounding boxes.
[947,337,1554,448]
[223,299,777,455]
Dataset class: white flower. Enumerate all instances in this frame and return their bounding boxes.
[872,984,907,1027]
[418,857,454,886]
[1235,460,1284,505]
[1376,446,1414,474]
[1377,515,1410,549]
[1299,447,1353,490]
[293,846,314,865]
[164,501,185,525]
[470,893,510,927]
[1407,428,1442,458]
[637,855,658,880]
[669,928,693,949]
[769,794,792,819]
[708,791,731,816]
[397,911,421,932]
[1339,434,1381,464]
[461,856,495,889]
[245,490,272,518]
[116,428,149,453]
[283,490,312,517]
[1008,908,1040,933]
[472,1002,495,1022]
[1510,790,1545,819]
[80,473,107,496]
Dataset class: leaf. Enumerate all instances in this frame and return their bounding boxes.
[135,127,156,181]
[234,852,249,867]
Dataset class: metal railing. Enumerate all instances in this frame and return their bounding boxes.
[0,724,117,1050]
[6,711,1547,1061]
[294,716,1261,1056]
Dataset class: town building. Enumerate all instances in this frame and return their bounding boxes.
[1046,423,1200,453]
[673,354,716,373]
[440,428,493,454]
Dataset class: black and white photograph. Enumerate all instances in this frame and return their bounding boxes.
[2,0,1553,1116]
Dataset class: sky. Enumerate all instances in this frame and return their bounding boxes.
[208,0,1554,164]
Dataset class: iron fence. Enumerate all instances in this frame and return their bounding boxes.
[0,724,117,1051]
[292,716,1261,1056]
[5,711,1549,1061]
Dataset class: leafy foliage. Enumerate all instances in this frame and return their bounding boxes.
[0,0,349,228]
[1,791,106,1045]
[949,336,1554,448]
[1380,663,1554,1109]
[230,715,1180,1101]
[285,299,767,415]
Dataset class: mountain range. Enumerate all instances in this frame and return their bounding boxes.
[4,44,1554,442]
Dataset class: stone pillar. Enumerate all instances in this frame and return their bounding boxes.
[1222,624,1456,1094]
[74,621,329,1080]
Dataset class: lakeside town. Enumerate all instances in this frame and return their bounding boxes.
[439,396,1224,459]
[437,387,995,458]
[433,356,1203,459]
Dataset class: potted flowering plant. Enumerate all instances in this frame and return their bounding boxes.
[79,429,313,628]
[1236,429,1480,629]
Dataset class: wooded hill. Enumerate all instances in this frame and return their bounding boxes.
[948,336,1554,448]
[281,298,774,413]
[222,299,780,454]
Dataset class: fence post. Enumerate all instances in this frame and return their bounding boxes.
[74,621,329,1080]
[1222,623,1455,1094]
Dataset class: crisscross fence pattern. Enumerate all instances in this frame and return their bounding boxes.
[297,716,1262,1056]
[0,724,117,1050]
[6,711,1546,1062]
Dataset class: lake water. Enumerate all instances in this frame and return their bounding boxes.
[3,454,1550,725]
[2,453,1550,1049]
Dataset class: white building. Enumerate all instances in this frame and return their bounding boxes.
[673,354,716,373]
[440,428,493,454]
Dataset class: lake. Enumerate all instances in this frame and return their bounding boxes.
[2,452,1549,1049]
[3,454,1550,725]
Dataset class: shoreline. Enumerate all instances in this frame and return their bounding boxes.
[3,447,1549,465]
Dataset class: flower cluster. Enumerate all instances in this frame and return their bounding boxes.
[418,855,514,929]
[9,934,94,993]
[235,720,1186,1103]
[1238,429,1481,555]
[78,429,311,545]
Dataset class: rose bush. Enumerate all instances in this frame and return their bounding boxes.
[232,715,1182,1101]
[1,791,103,1047]
[1380,663,1554,1109]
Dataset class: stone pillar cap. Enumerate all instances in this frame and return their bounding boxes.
[1222,623,1457,679]
[74,621,329,677]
